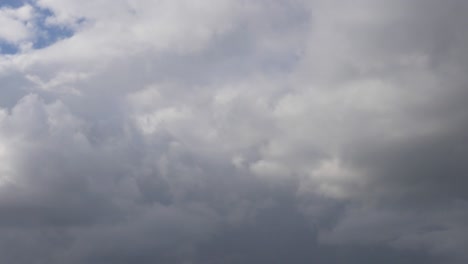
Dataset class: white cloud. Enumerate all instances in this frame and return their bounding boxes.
[0,5,35,44]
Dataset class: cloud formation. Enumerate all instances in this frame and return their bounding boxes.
[0,0,467,263]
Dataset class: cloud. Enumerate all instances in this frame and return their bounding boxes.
[0,5,35,45]
[0,0,467,263]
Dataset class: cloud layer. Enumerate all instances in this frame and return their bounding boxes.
[1,0,467,263]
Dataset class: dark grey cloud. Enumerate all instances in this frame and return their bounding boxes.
[0,0,467,263]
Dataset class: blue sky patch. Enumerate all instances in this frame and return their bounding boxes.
[0,42,19,55]
[33,7,76,50]
[0,0,28,8]
[0,2,80,55]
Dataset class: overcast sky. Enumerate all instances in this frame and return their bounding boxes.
[1,0,467,263]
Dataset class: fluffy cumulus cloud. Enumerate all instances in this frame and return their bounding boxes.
[0,0,467,263]
[0,4,35,48]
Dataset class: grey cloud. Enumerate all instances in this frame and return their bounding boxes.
[0,0,467,263]
[302,1,468,262]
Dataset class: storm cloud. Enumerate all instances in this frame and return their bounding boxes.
[0,0,467,263]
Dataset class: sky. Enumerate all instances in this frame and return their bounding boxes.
[0,0,467,263]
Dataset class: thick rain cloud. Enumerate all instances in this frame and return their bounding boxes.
[0,0,467,263]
